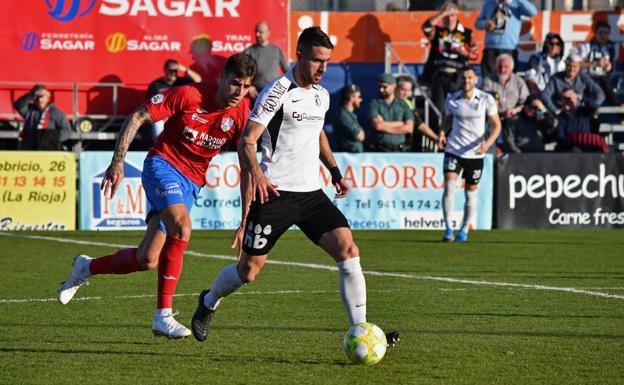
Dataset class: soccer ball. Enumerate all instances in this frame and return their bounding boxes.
[343,322,387,365]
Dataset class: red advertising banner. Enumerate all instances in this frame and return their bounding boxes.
[0,0,289,117]
[290,10,624,64]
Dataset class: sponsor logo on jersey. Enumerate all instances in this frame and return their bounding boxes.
[19,32,96,51]
[261,80,288,113]
[220,117,234,132]
[292,111,323,122]
[46,0,96,22]
[105,33,181,53]
[182,126,227,150]
[244,221,272,249]
[192,113,208,124]
[151,94,164,104]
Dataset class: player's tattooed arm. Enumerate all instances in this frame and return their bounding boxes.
[111,105,153,166]
[101,105,153,198]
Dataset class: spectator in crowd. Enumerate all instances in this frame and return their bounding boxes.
[13,84,72,150]
[147,59,202,99]
[556,88,609,153]
[147,59,202,141]
[244,21,289,99]
[576,21,619,105]
[369,73,414,151]
[505,95,557,153]
[333,84,365,153]
[395,76,415,110]
[482,54,529,151]
[541,53,605,115]
[422,2,477,118]
[525,33,566,95]
[392,76,440,150]
[475,0,537,79]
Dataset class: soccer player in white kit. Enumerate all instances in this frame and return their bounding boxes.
[191,27,398,347]
[438,65,501,242]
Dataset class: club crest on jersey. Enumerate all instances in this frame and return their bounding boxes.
[220,117,234,132]
[314,94,321,106]
[151,94,164,104]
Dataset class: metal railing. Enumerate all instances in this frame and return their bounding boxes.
[0,81,143,132]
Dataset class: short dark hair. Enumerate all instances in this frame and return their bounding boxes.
[296,26,334,54]
[223,52,257,81]
[396,75,414,87]
[163,59,178,69]
[340,84,360,105]
[595,21,611,31]
[458,65,476,76]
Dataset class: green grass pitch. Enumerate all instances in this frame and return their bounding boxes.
[0,230,623,385]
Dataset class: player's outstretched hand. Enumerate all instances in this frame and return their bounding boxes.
[334,178,350,199]
[101,162,124,199]
[231,223,246,261]
[251,170,279,204]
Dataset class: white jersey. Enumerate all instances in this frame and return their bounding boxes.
[248,69,330,192]
[444,88,498,159]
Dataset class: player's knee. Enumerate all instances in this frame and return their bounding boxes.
[136,252,158,270]
[338,242,359,261]
[166,220,192,241]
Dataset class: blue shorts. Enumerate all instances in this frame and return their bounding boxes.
[142,155,200,233]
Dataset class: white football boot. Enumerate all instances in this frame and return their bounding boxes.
[58,255,93,305]
[152,312,192,339]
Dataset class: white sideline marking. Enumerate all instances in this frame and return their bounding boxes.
[0,289,401,304]
[1,233,624,300]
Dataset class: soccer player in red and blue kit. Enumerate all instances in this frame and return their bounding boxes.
[58,53,257,339]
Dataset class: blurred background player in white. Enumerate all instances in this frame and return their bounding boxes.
[57,53,256,339]
[191,27,398,347]
[438,65,501,242]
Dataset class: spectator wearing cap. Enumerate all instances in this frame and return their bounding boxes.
[556,88,609,153]
[369,73,414,151]
[333,84,365,153]
[505,95,557,153]
[475,0,537,79]
[421,2,477,117]
[541,54,605,115]
[576,21,619,106]
[13,84,72,150]
[525,33,566,95]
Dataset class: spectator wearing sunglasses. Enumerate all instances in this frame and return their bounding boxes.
[525,33,566,95]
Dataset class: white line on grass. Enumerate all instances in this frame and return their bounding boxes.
[2,233,624,300]
[0,288,406,304]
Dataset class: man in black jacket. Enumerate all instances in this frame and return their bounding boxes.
[13,84,72,150]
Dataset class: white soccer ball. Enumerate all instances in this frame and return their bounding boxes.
[343,322,387,365]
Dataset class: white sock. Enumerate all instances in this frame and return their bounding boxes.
[154,308,172,317]
[442,180,456,230]
[461,189,478,232]
[338,257,367,326]
[203,264,244,311]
